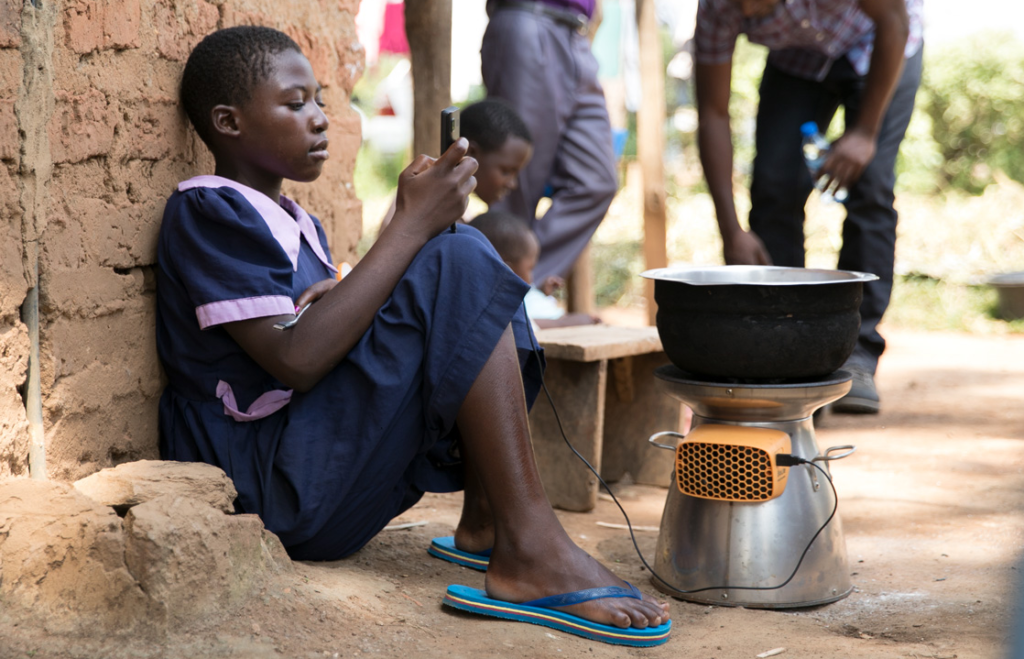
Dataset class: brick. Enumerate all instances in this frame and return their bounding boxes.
[64,0,140,54]
[121,99,181,161]
[48,89,115,164]
[0,0,21,49]
[103,0,140,50]
[154,0,219,62]
[0,99,15,161]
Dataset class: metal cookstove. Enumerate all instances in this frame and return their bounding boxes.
[647,364,856,608]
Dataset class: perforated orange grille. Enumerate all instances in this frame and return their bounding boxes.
[676,442,776,502]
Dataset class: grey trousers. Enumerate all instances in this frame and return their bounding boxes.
[481,4,618,281]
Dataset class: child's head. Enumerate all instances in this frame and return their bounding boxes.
[470,210,539,284]
[181,26,329,184]
[460,99,533,206]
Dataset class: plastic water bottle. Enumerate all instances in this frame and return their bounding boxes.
[800,122,848,203]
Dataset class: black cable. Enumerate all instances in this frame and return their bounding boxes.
[524,308,839,597]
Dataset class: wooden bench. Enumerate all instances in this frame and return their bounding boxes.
[527,325,687,512]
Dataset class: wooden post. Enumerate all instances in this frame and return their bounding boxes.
[566,245,597,315]
[405,0,453,158]
[635,0,668,327]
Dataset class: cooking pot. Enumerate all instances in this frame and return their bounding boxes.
[642,266,878,381]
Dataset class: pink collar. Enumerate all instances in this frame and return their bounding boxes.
[178,175,337,275]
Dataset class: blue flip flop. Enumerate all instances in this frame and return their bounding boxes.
[428,536,491,571]
[442,583,672,647]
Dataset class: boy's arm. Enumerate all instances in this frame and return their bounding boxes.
[695,59,771,266]
[821,0,910,191]
[224,140,478,393]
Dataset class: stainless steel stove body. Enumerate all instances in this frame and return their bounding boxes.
[649,365,855,608]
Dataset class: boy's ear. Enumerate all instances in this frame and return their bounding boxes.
[466,140,481,159]
[211,105,242,138]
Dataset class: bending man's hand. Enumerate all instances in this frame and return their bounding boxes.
[821,128,876,194]
[723,229,772,266]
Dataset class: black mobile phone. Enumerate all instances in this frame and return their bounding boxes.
[441,105,460,155]
[441,106,460,232]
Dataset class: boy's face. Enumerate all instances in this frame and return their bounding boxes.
[506,232,540,285]
[228,49,330,185]
[470,136,533,206]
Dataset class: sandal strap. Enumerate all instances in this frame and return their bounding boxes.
[521,582,642,609]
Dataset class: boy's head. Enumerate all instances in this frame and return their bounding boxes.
[460,99,533,206]
[470,210,539,285]
[181,26,329,183]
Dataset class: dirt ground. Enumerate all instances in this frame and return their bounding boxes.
[3,327,1023,659]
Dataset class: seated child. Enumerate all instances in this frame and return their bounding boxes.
[471,210,601,329]
[378,98,533,233]
[156,26,669,645]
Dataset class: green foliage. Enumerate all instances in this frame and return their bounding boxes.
[885,274,1024,333]
[917,31,1024,194]
[353,143,406,200]
[591,240,644,307]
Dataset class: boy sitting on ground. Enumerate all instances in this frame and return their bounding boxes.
[471,210,601,329]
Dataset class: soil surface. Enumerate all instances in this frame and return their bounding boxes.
[3,328,1022,659]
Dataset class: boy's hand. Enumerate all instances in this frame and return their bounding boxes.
[295,279,337,310]
[539,276,564,296]
[392,138,478,240]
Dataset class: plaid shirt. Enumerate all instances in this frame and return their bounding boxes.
[694,0,924,81]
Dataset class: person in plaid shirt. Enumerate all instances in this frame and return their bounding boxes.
[694,0,923,414]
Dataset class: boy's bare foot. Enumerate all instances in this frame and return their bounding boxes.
[484,532,670,629]
[453,523,493,557]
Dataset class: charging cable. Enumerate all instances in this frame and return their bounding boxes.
[523,307,839,597]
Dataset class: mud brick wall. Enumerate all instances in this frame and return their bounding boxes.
[0,0,364,481]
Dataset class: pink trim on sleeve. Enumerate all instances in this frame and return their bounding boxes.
[216,380,292,422]
[196,295,295,329]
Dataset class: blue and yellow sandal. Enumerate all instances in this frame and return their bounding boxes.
[442,583,672,647]
[428,536,491,571]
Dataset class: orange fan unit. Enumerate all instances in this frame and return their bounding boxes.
[674,425,793,502]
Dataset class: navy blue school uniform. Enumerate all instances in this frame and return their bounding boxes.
[156,176,543,561]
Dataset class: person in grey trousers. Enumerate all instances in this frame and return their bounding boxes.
[481,0,618,282]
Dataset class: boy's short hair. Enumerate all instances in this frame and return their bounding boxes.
[181,26,302,147]
[460,99,532,153]
[471,210,537,263]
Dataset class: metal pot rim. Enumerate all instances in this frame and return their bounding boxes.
[641,265,879,286]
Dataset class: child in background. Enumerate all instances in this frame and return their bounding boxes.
[156,26,669,646]
[471,210,601,329]
[378,98,533,233]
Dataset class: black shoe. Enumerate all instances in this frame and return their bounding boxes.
[832,367,880,414]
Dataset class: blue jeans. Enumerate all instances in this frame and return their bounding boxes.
[749,47,923,374]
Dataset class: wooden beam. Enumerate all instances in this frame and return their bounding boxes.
[405,0,453,158]
[635,0,668,327]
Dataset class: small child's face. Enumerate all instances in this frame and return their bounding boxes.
[506,232,540,285]
[471,136,533,206]
[232,49,329,184]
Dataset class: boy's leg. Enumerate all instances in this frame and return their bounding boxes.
[749,61,842,266]
[835,47,923,376]
[481,7,617,281]
[531,51,618,282]
[481,9,570,226]
[454,325,669,629]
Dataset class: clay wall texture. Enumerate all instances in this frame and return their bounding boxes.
[0,0,364,481]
